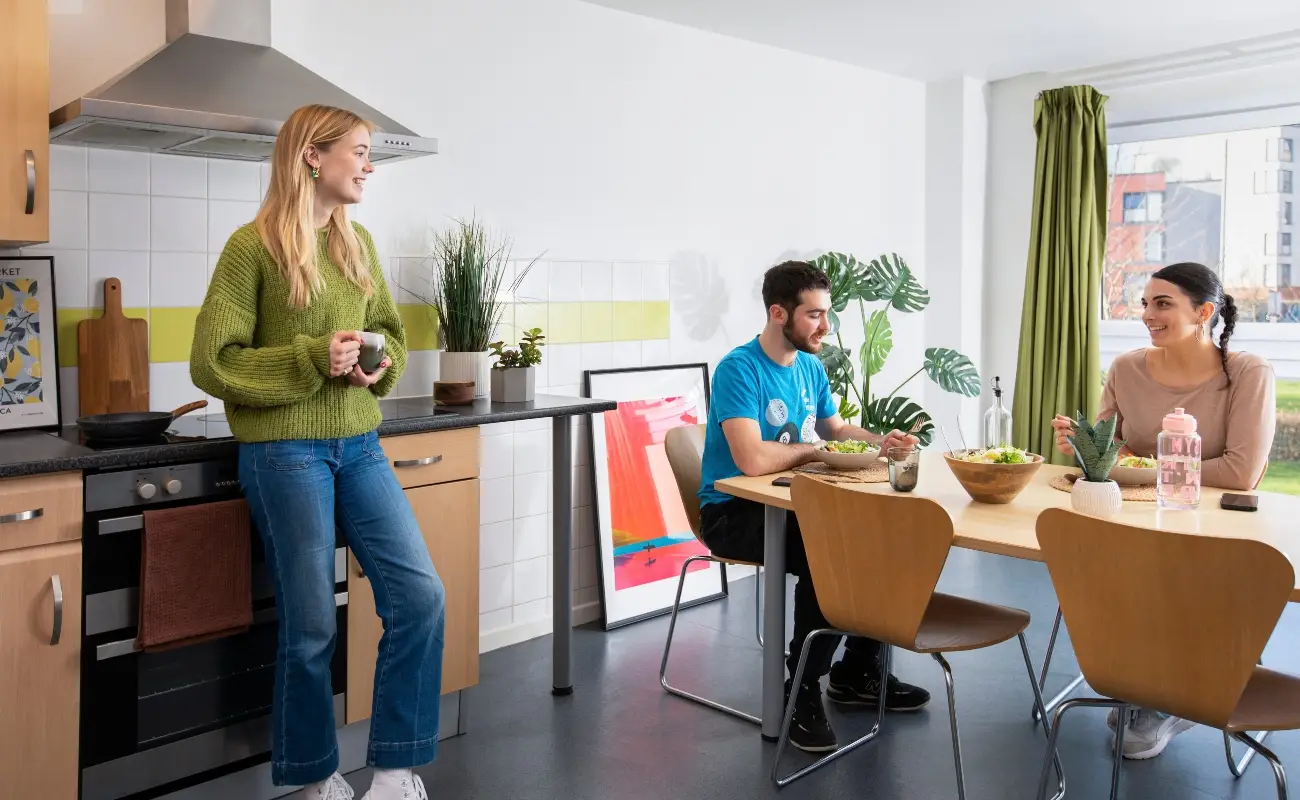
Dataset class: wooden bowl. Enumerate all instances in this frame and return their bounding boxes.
[434,380,475,406]
[943,452,1045,504]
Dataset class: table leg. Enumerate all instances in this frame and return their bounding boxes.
[761,505,787,741]
[552,415,574,696]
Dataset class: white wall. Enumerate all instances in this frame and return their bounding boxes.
[983,59,1300,408]
[28,0,926,648]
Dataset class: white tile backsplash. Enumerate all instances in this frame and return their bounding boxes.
[513,429,551,475]
[580,262,612,301]
[612,341,641,368]
[547,344,582,388]
[581,342,614,372]
[479,608,513,635]
[58,367,78,423]
[49,146,87,192]
[152,197,208,253]
[514,471,548,518]
[513,514,548,562]
[513,598,550,625]
[43,191,88,250]
[480,432,515,480]
[395,349,437,397]
[641,340,671,366]
[150,252,208,307]
[513,556,548,605]
[480,477,515,525]
[207,160,261,202]
[208,200,258,252]
[480,565,513,614]
[89,250,149,308]
[643,262,670,300]
[515,260,548,303]
[47,249,89,308]
[150,154,207,198]
[88,149,150,195]
[480,521,514,570]
[549,261,582,302]
[89,193,150,251]
[149,362,205,412]
[612,262,642,301]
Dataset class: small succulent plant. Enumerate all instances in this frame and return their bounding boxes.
[1067,412,1125,483]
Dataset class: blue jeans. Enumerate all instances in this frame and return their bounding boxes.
[239,430,446,786]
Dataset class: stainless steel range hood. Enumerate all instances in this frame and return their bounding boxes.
[49,0,437,164]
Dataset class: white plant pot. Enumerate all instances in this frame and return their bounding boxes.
[1071,478,1123,519]
[439,350,491,398]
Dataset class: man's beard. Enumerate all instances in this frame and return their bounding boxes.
[783,319,822,354]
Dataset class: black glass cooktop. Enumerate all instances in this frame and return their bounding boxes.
[54,414,235,450]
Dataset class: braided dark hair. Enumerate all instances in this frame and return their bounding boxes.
[1151,262,1236,387]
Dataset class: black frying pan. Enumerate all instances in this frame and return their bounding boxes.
[77,400,208,443]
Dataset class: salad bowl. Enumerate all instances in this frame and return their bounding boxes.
[1110,455,1157,486]
[944,447,1044,504]
[814,439,882,470]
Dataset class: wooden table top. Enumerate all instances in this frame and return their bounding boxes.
[715,452,1300,600]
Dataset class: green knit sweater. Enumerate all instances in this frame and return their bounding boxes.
[190,222,407,443]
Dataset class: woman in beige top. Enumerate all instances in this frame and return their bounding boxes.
[1050,261,1277,762]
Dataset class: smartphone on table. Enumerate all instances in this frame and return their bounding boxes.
[1220,493,1259,512]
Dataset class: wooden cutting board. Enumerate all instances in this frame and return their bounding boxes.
[78,278,149,416]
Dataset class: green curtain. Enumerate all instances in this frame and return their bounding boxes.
[1011,85,1109,466]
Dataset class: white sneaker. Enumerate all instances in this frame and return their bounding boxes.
[303,773,354,800]
[1116,709,1196,759]
[362,772,427,800]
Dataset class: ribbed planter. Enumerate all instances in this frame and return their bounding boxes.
[439,351,491,398]
[1071,479,1123,519]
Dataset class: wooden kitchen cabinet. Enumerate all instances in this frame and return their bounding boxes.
[0,0,50,246]
[0,541,82,799]
[347,476,481,724]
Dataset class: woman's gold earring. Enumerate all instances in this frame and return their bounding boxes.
[311,167,319,179]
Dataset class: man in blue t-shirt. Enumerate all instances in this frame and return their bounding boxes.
[698,261,927,753]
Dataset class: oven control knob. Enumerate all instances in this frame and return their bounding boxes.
[164,479,182,495]
[137,482,157,500]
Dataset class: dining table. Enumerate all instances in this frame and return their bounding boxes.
[714,451,1300,744]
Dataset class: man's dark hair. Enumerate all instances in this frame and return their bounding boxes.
[761,260,831,315]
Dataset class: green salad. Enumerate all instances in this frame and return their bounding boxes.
[956,446,1031,464]
[823,439,879,454]
[1118,455,1157,469]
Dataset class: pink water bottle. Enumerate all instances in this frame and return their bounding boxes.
[1157,407,1201,510]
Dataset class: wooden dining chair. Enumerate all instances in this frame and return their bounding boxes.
[1034,507,1300,800]
[658,423,765,725]
[779,475,1063,793]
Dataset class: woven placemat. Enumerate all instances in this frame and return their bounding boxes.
[793,459,889,484]
[1048,473,1157,502]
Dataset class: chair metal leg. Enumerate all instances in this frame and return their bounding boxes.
[1110,705,1126,800]
[660,555,760,725]
[932,653,966,800]
[1017,634,1065,799]
[1224,657,1270,778]
[755,567,764,648]
[1232,731,1289,800]
[771,633,890,788]
[1032,605,1086,724]
[1036,697,1127,800]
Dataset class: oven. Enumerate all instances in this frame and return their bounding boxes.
[78,459,348,800]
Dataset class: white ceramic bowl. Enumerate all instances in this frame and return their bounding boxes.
[1109,464,1156,486]
[815,442,882,470]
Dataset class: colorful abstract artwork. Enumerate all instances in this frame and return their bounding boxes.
[586,364,726,628]
[0,258,60,432]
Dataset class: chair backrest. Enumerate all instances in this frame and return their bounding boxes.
[664,424,707,538]
[1035,507,1294,728]
[790,474,953,648]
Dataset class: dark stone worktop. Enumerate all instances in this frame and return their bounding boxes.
[0,394,615,479]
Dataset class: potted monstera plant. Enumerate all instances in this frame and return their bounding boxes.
[813,252,980,445]
[489,327,544,402]
[1065,412,1124,518]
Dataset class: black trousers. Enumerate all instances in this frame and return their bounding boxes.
[699,497,880,685]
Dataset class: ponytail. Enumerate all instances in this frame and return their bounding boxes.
[1218,293,1238,387]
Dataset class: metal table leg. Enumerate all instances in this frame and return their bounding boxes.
[761,505,787,741]
[551,415,574,696]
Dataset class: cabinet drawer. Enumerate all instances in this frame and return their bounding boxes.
[0,471,82,553]
[379,428,479,488]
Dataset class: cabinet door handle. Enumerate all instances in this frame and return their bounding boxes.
[393,455,442,468]
[50,574,64,646]
[0,507,43,524]
[24,150,36,215]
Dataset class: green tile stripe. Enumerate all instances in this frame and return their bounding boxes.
[54,301,668,367]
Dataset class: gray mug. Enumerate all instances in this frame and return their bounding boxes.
[358,331,386,373]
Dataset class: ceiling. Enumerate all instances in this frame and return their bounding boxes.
[579,0,1300,82]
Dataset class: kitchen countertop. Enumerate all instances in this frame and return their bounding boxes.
[0,394,616,479]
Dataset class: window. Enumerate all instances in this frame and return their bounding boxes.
[1281,263,1293,288]
[1122,191,1162,223]
[1285,201,1294,227]
[1287,170,1296,194]
[1267,137,1295,163]
[1144,230,1165,262]
[1265,232,1293,256]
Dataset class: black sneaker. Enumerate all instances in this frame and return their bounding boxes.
[783,680,838,753]
[826,663,931,712]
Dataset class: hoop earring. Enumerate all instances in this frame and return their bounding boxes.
[311,167,319,180]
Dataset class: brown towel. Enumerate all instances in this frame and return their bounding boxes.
[138,499,254,652]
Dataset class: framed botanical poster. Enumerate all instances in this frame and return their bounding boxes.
[0,256,61,432]
[584,363,726,629]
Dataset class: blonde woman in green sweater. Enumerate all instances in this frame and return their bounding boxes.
[191,104,441,800]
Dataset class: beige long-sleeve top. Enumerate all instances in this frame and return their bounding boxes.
[1099,349,1277,491]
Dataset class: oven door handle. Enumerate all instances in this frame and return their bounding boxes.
[95,591,349,660]
[98,514,144,536]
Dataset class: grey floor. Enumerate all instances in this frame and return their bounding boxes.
[341,549,1299,799]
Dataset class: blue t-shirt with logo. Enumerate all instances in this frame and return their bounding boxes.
[698,337,838,506]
